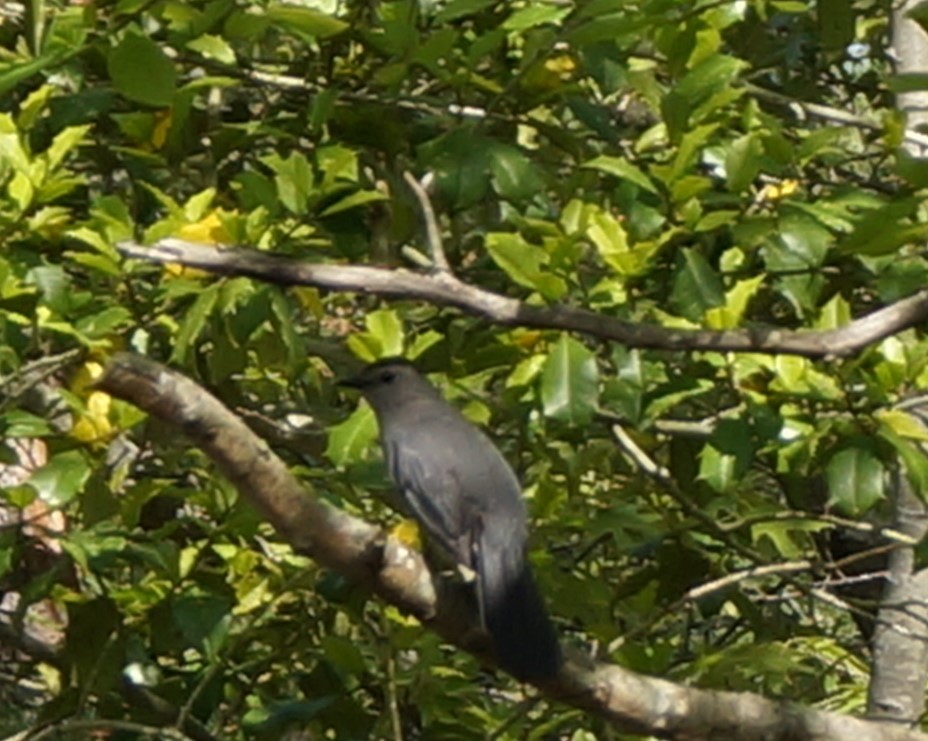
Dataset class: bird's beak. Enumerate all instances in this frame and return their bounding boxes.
[337,375,364,389]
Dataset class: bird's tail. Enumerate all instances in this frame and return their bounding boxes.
[482,557,562,681]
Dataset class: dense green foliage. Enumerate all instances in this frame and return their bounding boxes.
[0,0,922,737]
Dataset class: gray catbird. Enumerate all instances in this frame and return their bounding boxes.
[340,358,561,681]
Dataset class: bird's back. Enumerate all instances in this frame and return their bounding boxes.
[379,399,561,680]
[380,399,527,561]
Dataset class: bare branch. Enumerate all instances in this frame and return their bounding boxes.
[684,561,814,601]
[96,353,445,626]
[117,240,928,359]
[868,468,928,722]
[0,348,83,409]
[610,424,672,481]
[403,171,450,273]
[720,511,919,546]
[98,353,928,741]
[747,84,928,151]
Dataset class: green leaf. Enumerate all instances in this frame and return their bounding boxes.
[698,443,737,494]
[582,156,657,194]
[322,634,367,674]
[317,145,358,186]
[30,264,71,314]
[699,419,754,493]
[671,248,724,322]
[815,293,851,330]
[673,54,747,106]
[704,275,764,329]
[725,133,763,193]
[540,335,599,425]
[818,0,855,50]
[0,52,67,99]
[46,124,91,171]
[326,404,378,467]
[434,0,496,22]
[28,450,91,506]
[171,283,220,364]
[2,411,53,437]
[75,306,133,338]
[407,330,443,359]
[265,151,313,215]
[876,409,928,442]
[187,34,236,64]
[183,187,217,221]
[825,447,885,515]
[346,309,404,360]
[880,427,928,498]
[665,123,719,181]
[566,13,633,46]
[9,171,34,211]
[269,287,303,369]
[752,519,831,559]
[419,129,491,208]
[267,4,348,38]
[770,356,843,399]
[489,144,542,202]
[244,698,338,734]
[108,34,177,107]
[837,197,926,256]
[365,309,404,357]
[319,189,388,217]
[67,228,121,262]
[0,115,31,172]
[485,232,567,300]
[586,208,637,275]
[172,593,233,652]
[503,5,571,30]
[0,536,12,580]
[507,354,547,388]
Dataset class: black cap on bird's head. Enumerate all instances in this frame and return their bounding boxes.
[338,357,417,390]
[339,358,439,412]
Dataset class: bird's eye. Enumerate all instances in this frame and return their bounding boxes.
[380,370,396,383]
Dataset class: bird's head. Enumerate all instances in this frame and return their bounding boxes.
[339,357,436,413]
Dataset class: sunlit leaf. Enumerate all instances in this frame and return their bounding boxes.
[540,335,599,425]
[582,156,657,194]
[326,404,378,467]
[825,447,885,515]
[108,34,176,107]
[267,4,348,38]
[27,451,91,506]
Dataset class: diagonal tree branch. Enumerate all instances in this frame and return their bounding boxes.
[117,239,928,360]
[98,353,928,741]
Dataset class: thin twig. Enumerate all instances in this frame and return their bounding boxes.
[610,424,672,481]
[719,510,919,545]
[402,171,451,273]
[685,561,814,601]
[24,718,192,741]
[0,348,83,409]
[606,424,767,567]
[385,638,404,741]
[747,83,928,150]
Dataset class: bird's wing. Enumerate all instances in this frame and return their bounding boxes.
[383,436,474,566]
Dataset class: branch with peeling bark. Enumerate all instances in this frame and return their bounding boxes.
[98,353,927,741]
[116,238,928,359]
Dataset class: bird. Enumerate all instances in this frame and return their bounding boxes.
[339,357,561,681]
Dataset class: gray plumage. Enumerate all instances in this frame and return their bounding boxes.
[341,358,561,681]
